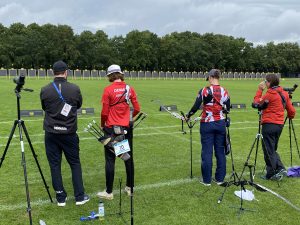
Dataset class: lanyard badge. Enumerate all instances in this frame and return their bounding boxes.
[52,82,72,117]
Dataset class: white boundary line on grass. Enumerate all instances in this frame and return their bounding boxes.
[0,123,299,147]
[1,111,299,124]
[0,177,198,211]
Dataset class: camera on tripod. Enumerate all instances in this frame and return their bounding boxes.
[283,84,298,99]
[13,73,26,92]
[283,84,298,93]
[252,100,269,111]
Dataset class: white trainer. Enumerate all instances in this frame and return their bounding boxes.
[124,186,132,196]
[199,179,211,187]
[97,190,114,200]
[57,197,67,207]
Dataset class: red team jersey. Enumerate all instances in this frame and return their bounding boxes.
[101,81,140,128]
[201,85,229,122]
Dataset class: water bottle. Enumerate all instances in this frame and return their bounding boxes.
[98,200,105,221]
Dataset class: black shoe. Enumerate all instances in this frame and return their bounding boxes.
[57,197,67,207]
[76,194,90,206]
[277,169,287,177]
[270,173,283,181]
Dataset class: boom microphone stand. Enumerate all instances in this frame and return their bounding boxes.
[0,77,53,225]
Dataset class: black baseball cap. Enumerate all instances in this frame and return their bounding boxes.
[53,60,68,73]
[206,69,220,81]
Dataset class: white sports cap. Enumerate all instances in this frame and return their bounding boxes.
[106,64,124,76]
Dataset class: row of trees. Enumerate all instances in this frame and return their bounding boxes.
[0,23,300,75]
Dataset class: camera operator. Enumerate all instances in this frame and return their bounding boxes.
[186,69,230,186]
[40,60,89,206]
[97,64,140,200]
[253,74,296,180]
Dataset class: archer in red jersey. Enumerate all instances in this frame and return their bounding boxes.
[97,65,140,200]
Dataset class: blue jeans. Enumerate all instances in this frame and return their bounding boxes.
[200,120,226,183]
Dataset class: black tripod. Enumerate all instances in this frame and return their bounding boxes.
[218,104,276,212]
[0,85,53,225]
[284,116,300,167]
[217,110,239,204]
[129,112,146,225]
[282,85,299,166]
[180,111,200,179]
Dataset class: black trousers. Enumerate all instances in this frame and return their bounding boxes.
[103,126,134,194]
[262,123,285,178]
[45,132,85,202]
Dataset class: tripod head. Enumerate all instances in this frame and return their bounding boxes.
[13,73,33,96]
[252,100,269,112]
[283,84,298,99]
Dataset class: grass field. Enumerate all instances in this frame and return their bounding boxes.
[0,77,300,225]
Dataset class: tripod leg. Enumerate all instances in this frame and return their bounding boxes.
[289,119,293,166]
[190,126,193,179]
[253,133,261,178]
[21,122,53,203]
[119,178,122,215]
[239,136,258,180]
[16,122,33,225]
[0,121,18,167]
[218,173,234,204]
[290,120,300,161]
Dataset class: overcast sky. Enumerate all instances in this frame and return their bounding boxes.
[1,0,300,44]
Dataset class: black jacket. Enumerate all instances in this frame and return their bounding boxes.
[40,77,82,134]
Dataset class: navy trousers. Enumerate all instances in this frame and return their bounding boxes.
[200,120,226,184]
[45,132,85,202]
[262,123,285,178]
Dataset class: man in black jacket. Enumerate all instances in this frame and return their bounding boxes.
[40,60,89,206]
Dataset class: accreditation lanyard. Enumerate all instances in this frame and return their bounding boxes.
[52,82,72,117]
[52,82,65,103]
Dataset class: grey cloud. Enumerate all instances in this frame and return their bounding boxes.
[0,0,299,44]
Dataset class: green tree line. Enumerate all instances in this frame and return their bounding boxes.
[0,23,300,75]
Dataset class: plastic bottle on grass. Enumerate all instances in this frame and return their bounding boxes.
[98,200,105,221]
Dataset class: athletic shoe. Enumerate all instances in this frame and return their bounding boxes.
[57,197,67,207]
[260,174,282,181]
[212,178,225,186]
[199,179,211,186]
[75,194,90,206]
[124,186,132,196]
[277,169,288,177]
[270,173,283,181]
[97,190,114,200]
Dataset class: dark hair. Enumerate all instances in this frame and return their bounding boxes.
[266,74,279,87]
[54,71,66,76]
[108,72,124,82]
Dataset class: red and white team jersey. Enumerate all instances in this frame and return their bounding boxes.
[201,85,229,122]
